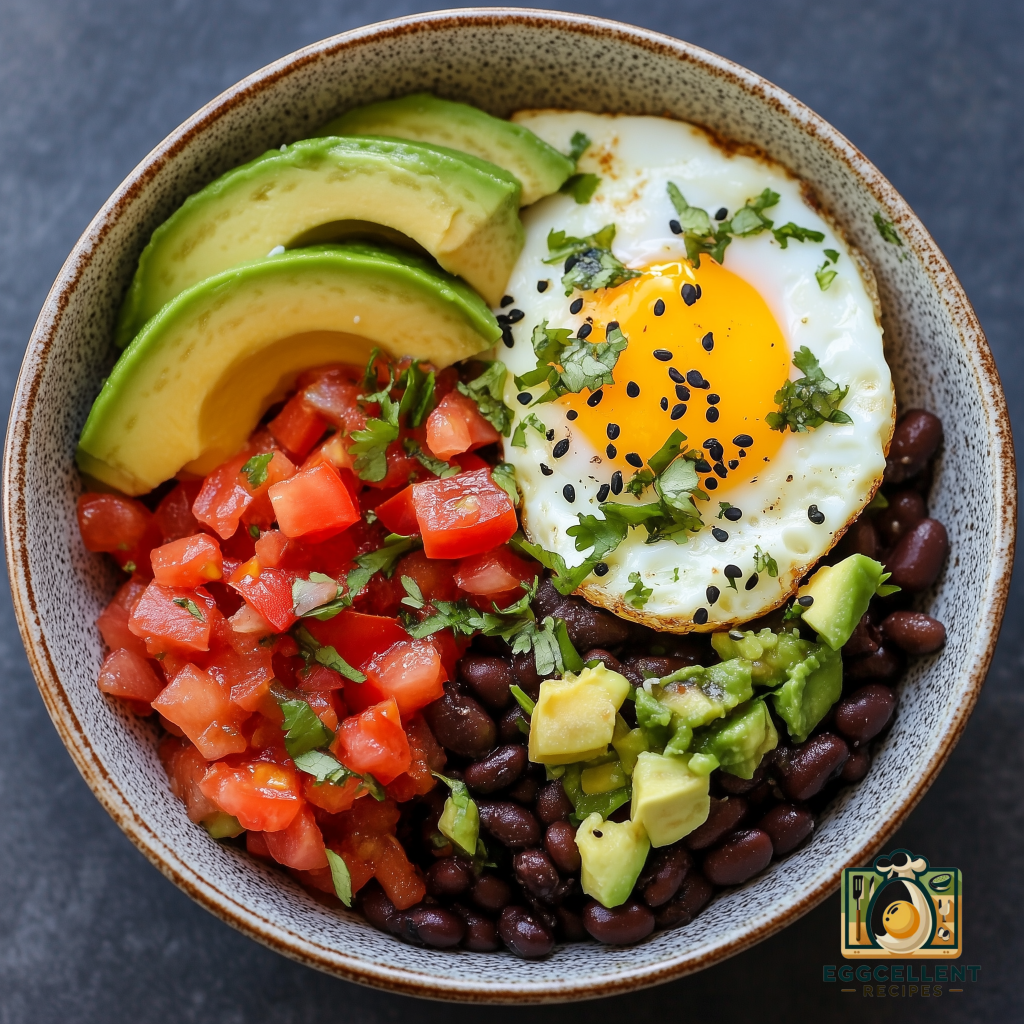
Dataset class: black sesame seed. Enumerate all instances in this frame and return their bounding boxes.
[807,504,825,524]
[653,298,666,317]
[681,283,699,306]
[701,332,714,352]
[695,284,702,299]
[724,564,742,579]
[713,462,727,478]
[610,471,623,495]
[626,381,640,398]
[668,367,685,384]
[694,607,709,625]
[577,323,593,340]
[596,484,610,502]
[732,434,754,448]
[545,429,555,441]
[738,449,746,457]
[625,453,643,468]
[500,295,514,307]
[704,477,718,490]
[552,438,570,458]
[537,280,549,292]
[594,561,609,576]
[606,321,619,337]
[671,404,686,420]
[653,349,673,361]
[570,297,584,314]
[686,369,707,388]
[728,630,745,640]
[745,573,759,591]
[706,408,720,423]
[694,458,712,473]
[606,444,617,459]
[660,397,669,411]
[669,218,682,234]
[703,439,724,462]
[723,506,742,522]
[706,585,720,604]
[507,309,524,325]
[606,423,620,440]
[566,409,578,421]
[715,207,728,221]
[707,393,720,405]
[517,392,532,405]
[540,464,553,476]
[587,390,604,407]
[712,528,729,542]
[798,595,815,607]
[563,484,576,502]
[502,326,514,348]
[564,255,579,273]
[675,384,691,401]
[727,459,738,470]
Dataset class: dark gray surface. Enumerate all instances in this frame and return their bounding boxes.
[1,1,1020,1020]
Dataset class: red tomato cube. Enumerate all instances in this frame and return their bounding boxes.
[151,533,223,588]
[77,493,152,553]
[269,463,359,542]
[192,450,254,539]
[425,392,500,461]
[332,698,412,785]
[227,557,297,632]
[304,611,407,670]
[97,648,164,704]
[128,583,218,654]
[303,774,363,814]
[159,736,221,824]
[200,760,302,832]
[455,546,538,600]
[373,486,418,536]
[269,393,328,461]
[153,480,202,543]
[96,579,149,658]
[151,664,247,759]
[372,833,426,910]
[262,804,329,870]
[202,621,274,710]
[364,640,446,716]
[412,469,518,559]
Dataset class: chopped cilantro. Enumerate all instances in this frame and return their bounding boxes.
[567,131,592,163]
[509,684,535,715]
[491,462,520,506]
[824,248,840,263]
[667,183,713,237]
[397,361,436,427]
[122,561,136,574]
[400,575,425,610]
[766,346,852,433]
[349,395,399,482]
[625,572,653,609]
[359,347,395,404]
[404,438,458,478]
[544,225,641,295]
[560,173,601,204]
[324,849,353,907]
[729,188,780,236]
[754,546,779,577]
[293,748,385,800]
[867,490,889,511]
[772,222,825,248]
[873,212,903,248]
[293,624,367,683]
[345,533,422,600]
[292,572,348,620]
[280,698,334,759]
[511,412,547,449]
[240,452,274,489]
[515,320,628,405]
[815,247,840,291]
[457,361,513,436]
[172,597,205,621]
[248,524,261,540]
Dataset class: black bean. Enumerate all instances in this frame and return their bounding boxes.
[536,780,574,824]
[702,828,773,886]
[843,616,881,659]
[685,796,748,850]
[640,844,692,907]
[508,775,539,804]
[498,906,555,958]
[544,821,582,873]
[654,872,715,929]
[777,734,850,800]
[358,880,400,934]
[583,899,655,944]
[553,595,631,649]
[464,744,528,794]
[555,905,589,941]
[423,682,497,757]
[621,655,696,687]
[453,904,501,951]
[834,685,896,744]
[758,804,815,856]
[840,749,871,783]
[426,857,473,898]
[498,703,530,743]
[514,848,562,899]
[394,905,466,948]
[880,610,947,654]
[837,516,880,560]
[458,654,514,711]
[478,801,542,848]
[717,764,766,796]
[511,651,543,695]
[884,409,943,484]
[875,489,926,546]
[845,644,906,684]
[583,648,623,673]
[471,873,514,913]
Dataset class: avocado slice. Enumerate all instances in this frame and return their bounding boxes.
[576,813,651,908]
[631,751,710,848]
[115,135,523,345]
[797,554,897,650]
[770,643,843,743]
[78,245,500,495]
[318,93,575,206]
[691,698,779,780]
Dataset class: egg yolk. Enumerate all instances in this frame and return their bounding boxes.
[559,259,789,499]
[882,900,920,940]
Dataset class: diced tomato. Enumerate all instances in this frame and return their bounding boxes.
[301,373,365,433]
[304,611,407,671]
[254,529,290,568]
[369,441,426,492]
[247,830,272,859]
[364,640,445,716]
[372,833,426,909]
[128,582,219,654]
[202,620,274,710]
[151,663,247,759]
[386,713,444,802]
[449,452,489,474]
[77,492,152,553]
[269,462,359,542]
[244,710,289,761]
[425,391,499,460]
[227,557,297,633]
[159,736,221,824]
[303,690,344,731]
[269,393,328,461]
[429,629,468,680]
[332,698,411,785]
[192,450,254,540]
[303,433,356,474]
[374,486,418,535]
[96,578,149,657]
[240,450,298,532]
[297,663,345,692]
[151,533,223,588]
[303,773,363,813]
[394,549,461,604]
[201,759,302,832]
[227,602,273,635]
[262,804,328,870]
[412,469,517,559]
[153,480,202,543]
[455,546,538,602]
[97,648,164,706]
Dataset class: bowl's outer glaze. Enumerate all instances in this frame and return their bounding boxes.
[3,8,1015,1003]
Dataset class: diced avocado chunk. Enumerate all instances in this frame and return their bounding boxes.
[528,664,631,765]
[711,628,816,687]
[770,642,843,743]
[561,761,631,821]
[631,751,710,848]
[116,135,523,344]
[436,776,480,856]
[692,698,778,780]
[612,714,648,775]
[581,760,628,795]
[576,812,651,908]
[318,93,575,206]
[77,244,499,495]
[202,812,245,839]
[797,554,897,651]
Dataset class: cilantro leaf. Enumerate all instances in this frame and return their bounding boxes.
[400,575,425,610]
[667,183,713,237]
[348,396,399,481]
[511,412,547,449]
[567,512,628,560]
[491,462,520,506]
[292,572,348,619]
[754,546,779,577]
[772,222,825,248]
[397,362,436,427]
[240,452,274,489]
[324,848,353,907]
[345,533,422,600]
[457,361,513,436]
[654,457,704,531]
[815,261,838,291]
[509,535,591,595]
[625,572,653,609]
[403,438,458,478]
[556,324,628,395]
[567,131,592,163]
[280,698,334,759]
[765,346,853,433]
[172,597,205,621]
[293,624,367,683]
[292,749,385,801]
[509,684,535,715]
[824,248,840,263]
[729,188,780,236]
[560,173,601,204]
[544,225,641,295]
[359,347,395,404]
[873,212,903,248]
[647,428,688,476]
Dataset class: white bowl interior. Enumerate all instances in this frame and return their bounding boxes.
[4,10,1012,1002]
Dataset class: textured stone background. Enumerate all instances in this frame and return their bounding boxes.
[0,1,1020,1020]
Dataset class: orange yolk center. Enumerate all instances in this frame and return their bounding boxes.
[559,259,789,499]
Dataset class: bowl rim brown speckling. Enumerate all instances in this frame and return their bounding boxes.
[3,7,1016,1003]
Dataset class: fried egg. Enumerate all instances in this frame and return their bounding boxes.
[498,112,894,631]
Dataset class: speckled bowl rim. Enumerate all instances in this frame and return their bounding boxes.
[3,7,1016,1003]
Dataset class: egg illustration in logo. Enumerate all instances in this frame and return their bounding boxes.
[868,852,934,954]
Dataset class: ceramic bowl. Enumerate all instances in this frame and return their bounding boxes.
[4,8,1015,1003]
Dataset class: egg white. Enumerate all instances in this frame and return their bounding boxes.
[499,112,894,630]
